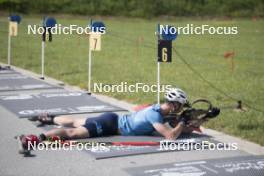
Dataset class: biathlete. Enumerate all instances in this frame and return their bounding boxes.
[19,88,219,150]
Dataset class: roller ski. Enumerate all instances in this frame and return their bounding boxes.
[15,134,39,156]
[15,134,62,156]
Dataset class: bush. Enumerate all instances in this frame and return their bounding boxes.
[0,0,263,17]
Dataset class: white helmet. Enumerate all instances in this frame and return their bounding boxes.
[164,88,187,104]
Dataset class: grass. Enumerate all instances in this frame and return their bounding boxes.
[0,15,263,145]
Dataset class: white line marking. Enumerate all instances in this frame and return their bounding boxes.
[174,161,206,166]
[200,165,218,174]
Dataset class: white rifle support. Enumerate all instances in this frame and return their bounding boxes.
[7,32,11,66]
[41,41,45,79]
[88,45,92,92]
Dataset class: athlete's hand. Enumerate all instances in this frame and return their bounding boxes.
[179,110,191,125]
[179,117,189,125]
[187,119,207,128]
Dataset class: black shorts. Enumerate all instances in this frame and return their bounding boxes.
[82,112,119,137]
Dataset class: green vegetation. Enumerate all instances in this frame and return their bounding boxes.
[0,0,264,18]
[0,16,263,145]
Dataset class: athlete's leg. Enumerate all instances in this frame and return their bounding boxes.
[19,113,118,151]
[42,112,119,139]
[44,126,89,139]
[53,115,86,127]
[29,113,86,127]
[43,112,118,139]
[82,112,119,137]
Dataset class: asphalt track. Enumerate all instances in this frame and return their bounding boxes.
[0,64,263,176]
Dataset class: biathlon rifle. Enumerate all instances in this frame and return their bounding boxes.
[167,99,220,128]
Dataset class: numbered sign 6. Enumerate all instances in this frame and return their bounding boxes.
[158,40,172,62]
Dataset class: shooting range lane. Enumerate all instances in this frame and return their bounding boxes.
[82,133,223,160]
[125,155,264,176]
[0,73,62,91]
[0,90,126,118]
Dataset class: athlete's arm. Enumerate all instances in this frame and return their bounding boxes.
[153,122,185,140]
